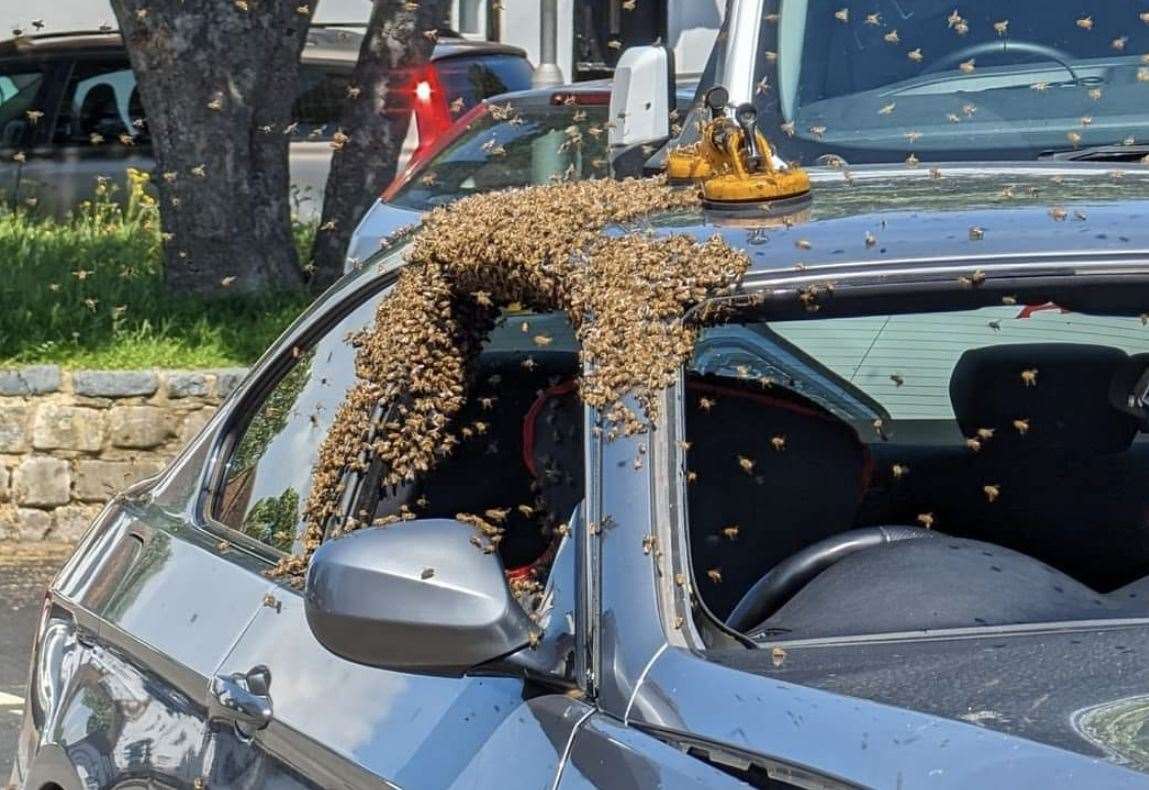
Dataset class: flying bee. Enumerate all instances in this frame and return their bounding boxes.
[892,463,909,480]
[533,334,553,347]
[738,454,757,473]
[1049,206,1068,221]
[866,13,882,25]
[959,269,987,287]
[904,153,920,168]
[917,513,935,529]
[771,647,787,667]
[865,230,877,247]
[907,48,924,62]
[642,534,656,554]
[722,526,740,540]
[969,226,985,242]
[207,93,224,111]
[983,484,1001,503]
[1075,16,1093,31]
[904,130,922,143]
[24,109,43,124]
[929,167,944,180]
[1013,418,1031,434]
[808,125,826,140]
[959,59,975,74]
[780,121,796,137]
[946,112,961,123]
[977,428,996,441]
[879,101,896,115]
[707,568,723,584]
[884,29,900,44]
[890,373,904,387]
[834,8,849,23]
[1020,368,1038,387]
[771,435,786,452]
[965,437,982,452]
[993,20,1009,36]
[795,238,812,250]
[947,9,963,28]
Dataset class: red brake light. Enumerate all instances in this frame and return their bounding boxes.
[411,64,452,161]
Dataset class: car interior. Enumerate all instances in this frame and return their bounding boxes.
[358,303,1149,645]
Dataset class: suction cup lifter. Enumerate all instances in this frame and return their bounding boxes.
[666,85,811,213]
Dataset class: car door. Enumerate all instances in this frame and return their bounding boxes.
[208,301,595,788]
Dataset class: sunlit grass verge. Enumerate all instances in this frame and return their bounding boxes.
[0,170,312,369]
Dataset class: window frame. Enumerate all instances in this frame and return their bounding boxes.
[200,276,392,563]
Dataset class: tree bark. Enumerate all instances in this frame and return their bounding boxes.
[110,0,313,296]
[308,0,449,289]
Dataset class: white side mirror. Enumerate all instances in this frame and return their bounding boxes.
[608,45,673,148]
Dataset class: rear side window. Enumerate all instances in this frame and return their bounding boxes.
[0,62,47,147]
[435,54,533,120]
[291,64,352,140]
[52,59,146,147]
[213,288,385,552]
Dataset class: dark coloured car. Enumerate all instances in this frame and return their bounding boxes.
[12,156,1149,788]
[0,27,531,218]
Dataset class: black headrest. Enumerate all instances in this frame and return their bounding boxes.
[950,344,1139,454]
[685,374,870,619]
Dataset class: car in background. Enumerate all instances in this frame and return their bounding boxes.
[345,79,698,270]
[0,27,531,219]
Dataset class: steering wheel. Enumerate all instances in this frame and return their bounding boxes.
[922,39,1080,83]
[724,526,938,633]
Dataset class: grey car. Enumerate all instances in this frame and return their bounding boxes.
[0,27,531,219]
[12,160,1149,789]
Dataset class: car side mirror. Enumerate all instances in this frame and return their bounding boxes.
[608,45,675,148]
[304,519,534,676]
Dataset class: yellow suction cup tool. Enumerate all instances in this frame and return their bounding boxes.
[667,88,811,214]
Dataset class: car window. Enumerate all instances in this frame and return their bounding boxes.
[291,64,352,141]
[213,288,386,552]
[0,62,47,147]
[52,59,146,147]
[683,299,1149,637]
[388,100,611,211]
[434,54,533,120]
[353,311,582,578]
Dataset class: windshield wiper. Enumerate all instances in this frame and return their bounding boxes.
[1040,144,1149,163]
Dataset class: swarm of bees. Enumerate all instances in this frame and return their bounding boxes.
[270,177,748,578]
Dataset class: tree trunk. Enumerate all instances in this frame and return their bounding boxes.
[110,0,312,296]
[308,0,449,289]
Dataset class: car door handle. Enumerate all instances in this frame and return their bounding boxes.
[209,664,272,735]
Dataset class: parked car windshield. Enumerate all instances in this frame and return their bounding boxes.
[387,98,610,212]
[683,295,1149,640]
[740,1,1149,164]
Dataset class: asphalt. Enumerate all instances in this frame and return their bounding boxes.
[0,543,74,782]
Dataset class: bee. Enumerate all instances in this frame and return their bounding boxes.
[907,48,924,63]
[962,103,977,117]
[763,50,778,63]
[983,484,1001,503]
[808,125,826,140]
[207,93,224,111]
[865,13,881,26]
[217,540,231,552]
[1139,68,1149,83]
[419,171,438,187]
[1080,115,1093,127]
[994,20,1009,36]
[24,109,43,125]
[879,102,896,115]
[771,646,787,667]
[190,164,206,177]
[12,151,25,163]
[865,230,877,248]
[946,112,961,123]
[890,373,904,387]
[533,334,553,347]
[917,513,935,529]
[623,0,637,10]
[795,238,812,250]
[959,269,987,288]
[892,463,909,480]
[947,9,963,28]
[970,226,985,243]
[884,30,900,44]
[607,39,622,50]
[1141,12,1149,23]
[330,130,350,150]
[673,615,685,630]
[420,567,435,580]
[89,132,104,145]
[770,435,786,452]
[1049,206,1068,221]
[1013,418,1031,434]
[965,437,982,452]
[481,138,507,157]
[722,525,740,540]
[738,454,757,473]
[1020,368,1038,387]
[873,417,889,440]
[929,167,944,180]
[904,153,920,168]
[780,121,796,137]
[707,568,723,584]
[834,8,849,23]
[1002,295,1018,305]
[642,534,656,554]
[1076,16,1093,31]
[959,59,975,74]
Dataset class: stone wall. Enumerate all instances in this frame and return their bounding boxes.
[0,366,247,541]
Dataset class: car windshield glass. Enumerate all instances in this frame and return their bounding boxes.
[745,1,1149,164]
[388,99,610,211]
[684,297,1149,641]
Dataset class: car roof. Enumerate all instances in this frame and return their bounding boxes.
[0,26,526,63]
[633,163,1149,281]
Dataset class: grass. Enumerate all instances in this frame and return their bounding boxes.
[0,170,313,369]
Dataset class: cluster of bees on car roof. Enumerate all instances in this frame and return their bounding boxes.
[269,176,749,580]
